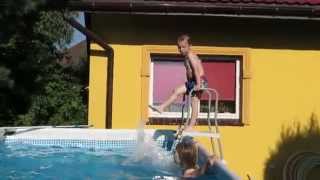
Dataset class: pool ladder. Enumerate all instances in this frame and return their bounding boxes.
[174,87,224,161]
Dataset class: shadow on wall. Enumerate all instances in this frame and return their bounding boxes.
[264,113,320,180]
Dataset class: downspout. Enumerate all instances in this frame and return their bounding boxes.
[63,16,113,129]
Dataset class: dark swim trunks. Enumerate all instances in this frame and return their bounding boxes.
[185,76,208,96]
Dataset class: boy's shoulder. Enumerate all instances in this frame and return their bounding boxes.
[187,52,200,61]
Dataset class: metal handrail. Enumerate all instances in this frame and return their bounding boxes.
[178,87,224,160]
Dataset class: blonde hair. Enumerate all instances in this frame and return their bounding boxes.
[177,34,191,44]
[175,141,198,169]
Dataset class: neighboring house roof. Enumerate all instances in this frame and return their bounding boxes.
[59,40,87,69]
[50,0,320,19]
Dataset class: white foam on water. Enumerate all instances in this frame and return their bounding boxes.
[124,121,178,172]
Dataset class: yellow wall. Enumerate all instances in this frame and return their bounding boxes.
[111,45,142,128]
[88,44,107,128]
[89,44,320,179]
[88,14,320,179]
[152,50,320,179]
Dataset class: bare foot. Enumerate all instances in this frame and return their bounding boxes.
[148,105,163,114]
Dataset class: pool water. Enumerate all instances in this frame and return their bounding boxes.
[0,143,181,180]
[1,127,238,180]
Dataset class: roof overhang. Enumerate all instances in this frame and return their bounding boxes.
[44,0,320,20]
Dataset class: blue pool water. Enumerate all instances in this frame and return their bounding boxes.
[0,142,181,180]
[1,128,238,180]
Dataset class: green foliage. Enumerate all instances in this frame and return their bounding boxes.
[16,64,87,126]
[34,11,74,49]
[0,2,87,126]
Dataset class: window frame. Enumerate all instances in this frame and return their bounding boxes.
[141,46,251,126]
[149,55,241,119]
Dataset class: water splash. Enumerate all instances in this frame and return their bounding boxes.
[124,121,179,174]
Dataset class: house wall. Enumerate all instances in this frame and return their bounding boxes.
[88,14,320,179]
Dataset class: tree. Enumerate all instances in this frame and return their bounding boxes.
[16,64,87,126]
[0,1,87,126]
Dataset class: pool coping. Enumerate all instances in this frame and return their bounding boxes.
[4,128,157,140]
[2,128,173,151]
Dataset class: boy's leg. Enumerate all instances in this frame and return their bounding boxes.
[150,84,187,113]
[185,95,200,131]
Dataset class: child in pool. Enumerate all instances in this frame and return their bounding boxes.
[174,136,239,179]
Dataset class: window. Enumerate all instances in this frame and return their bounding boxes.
[149,54,242,125]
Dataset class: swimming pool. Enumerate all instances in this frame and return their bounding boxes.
[1,128,238,180]
[0,143,181,179]
[1,128,181,180]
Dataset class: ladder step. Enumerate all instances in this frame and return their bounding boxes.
[182,131,220,138]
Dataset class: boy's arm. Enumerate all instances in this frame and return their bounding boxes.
[199,155,219,175]
[183,169,194,177]
[183,168,199,178]
[188,53,201,90]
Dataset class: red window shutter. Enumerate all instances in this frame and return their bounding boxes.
[202,61,236,101]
